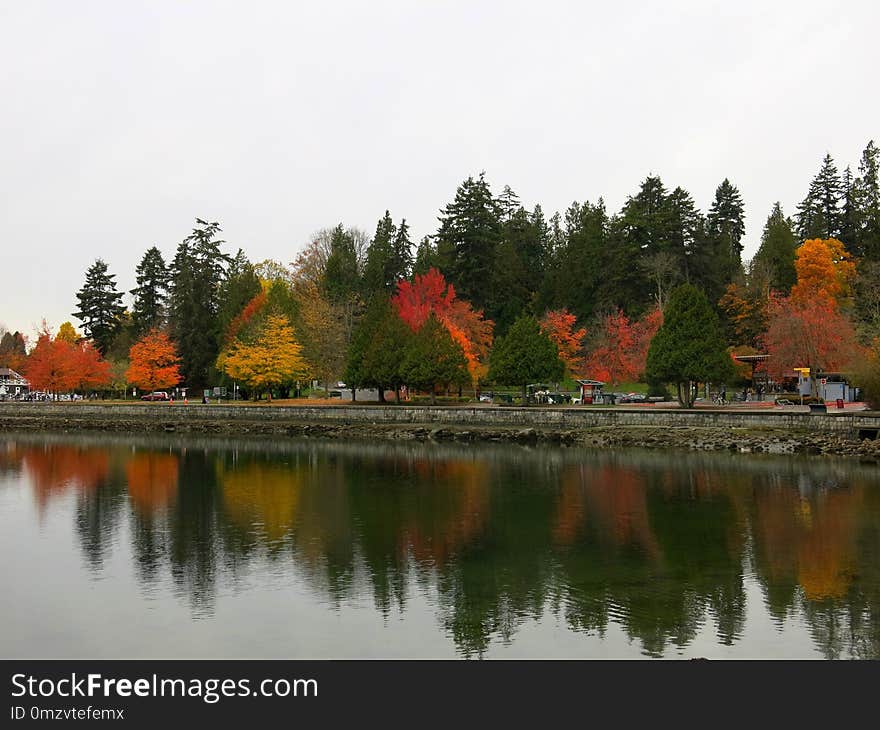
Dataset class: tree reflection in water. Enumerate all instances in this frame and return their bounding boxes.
[5,432,880,658]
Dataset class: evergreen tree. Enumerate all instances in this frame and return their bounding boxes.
[0,330,27,369]
[753,202,797,293]
[362,211,397,296]
[345,296,411,401]
[73,258,125,355]
[168,219,230,389]
[488,314,564,402]
[840,166,861,254]
[856,140,880,260]
[322,224,360,304]
[705,178,746,292]
[130,246,169,336]
[400,314,469,403]
[390,219,413,285]
[645,283,734,407]
[551,200,609,319]
[797,153,843,241]
[493,199,545,332]
[435,173,503,318]
[413,236,440,276]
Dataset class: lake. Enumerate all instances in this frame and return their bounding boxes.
[1,431,878,659]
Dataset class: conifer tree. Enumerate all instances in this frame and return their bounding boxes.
[753,203,798,293]
[73,258,125,355]
[645,283,734,407]
[856,140,880,260]
[167,219,230,388]
[797,153,843,241]
[130,246,169,336]
[706,178,746,293]
[488,315,564,402]
[401,314,469,404]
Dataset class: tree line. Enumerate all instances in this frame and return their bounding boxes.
[2,139,879,405]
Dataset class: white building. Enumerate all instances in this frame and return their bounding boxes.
[0,367,29,398]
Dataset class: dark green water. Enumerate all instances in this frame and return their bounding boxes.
[1,432,879,659]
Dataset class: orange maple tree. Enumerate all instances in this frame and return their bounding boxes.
[25,326,111,394]
[540,309,587,376]
[790,238,856,305]
[761,295,861,382]
[583,307,662,385]
[126,329,182,392]
[392,268,493,386]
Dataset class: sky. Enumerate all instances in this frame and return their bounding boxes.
[1,0,878,339]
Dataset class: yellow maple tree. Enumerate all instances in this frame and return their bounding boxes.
[217,313,308,393]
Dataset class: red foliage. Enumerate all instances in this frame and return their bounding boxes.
[540,309,587,376]
[583,307,662,385]
[392,268,494,384]
[392,268,457,331]
[25,329,111,393]
[761,295,862,380]
[224,291,268,345]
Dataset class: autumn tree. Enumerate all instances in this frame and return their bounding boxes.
[392,267,493,391]
[488,315,564,401]
[126,329,182,393]
[761,295,861,394]
[56,322,79,344]
[790,238,856,305]
[540,309,586,377]
[73,258,125,355]
[69,341,112,393]
[646,284,733,407]
[583,308,662,385]
[25,326,110,396]
[217,313,308,397]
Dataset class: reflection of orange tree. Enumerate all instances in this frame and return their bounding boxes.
[752,483,863,602]
[399,457,490,568]
[220,461,303,544]
[22,445,109,514]
[124,451,179,515]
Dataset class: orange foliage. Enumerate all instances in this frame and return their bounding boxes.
[25,328,110,393]
[224,291,267,346]
[22,445,109,514]
[392,268,494,385]
[540,309,586,376]
[761,295,862,380]
[126,329,181,392]
[583,307,662,385]
[791,238,856,305]
[125,452,179,514]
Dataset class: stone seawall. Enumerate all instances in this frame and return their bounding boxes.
[1,402,878,434]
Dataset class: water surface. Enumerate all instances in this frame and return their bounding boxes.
[1,432,878,659]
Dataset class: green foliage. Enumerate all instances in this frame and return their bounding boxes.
[488,315,564,398]
[168,219,230,389]
[345,297,411,400]
[130,246,169,336]
[217,249,262,337]
[753,202,797,293]
[322,224,360,304]
[72,258,125,355]
[362,212,413,297]
[646,284,734,407]
[705,178,746,291]
[401,314,469,403]
[797,153,843,242]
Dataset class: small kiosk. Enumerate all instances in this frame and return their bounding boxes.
[576,379,606,405]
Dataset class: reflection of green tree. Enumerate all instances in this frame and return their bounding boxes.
[74,448,127,571]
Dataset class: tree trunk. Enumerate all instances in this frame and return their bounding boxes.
[522,383,527,404]
[351,387,356,402]
[431,386,436,405]
[395,386,401,404]
[378,387,385,403]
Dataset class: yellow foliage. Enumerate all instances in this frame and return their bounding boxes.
[217,313,308,390]
[791,238,856,304]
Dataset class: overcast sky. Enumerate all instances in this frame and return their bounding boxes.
[1,0,877,338]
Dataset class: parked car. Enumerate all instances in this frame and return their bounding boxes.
[141,391,170,401]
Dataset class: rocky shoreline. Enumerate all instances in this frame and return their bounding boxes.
[2,411,880,460]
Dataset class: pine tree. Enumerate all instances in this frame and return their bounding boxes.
[753,202,797,293]
[413,236,439,276]
[390,219,413,286]
[73,258,125,355]
[362,211,397,295]
[400,314,469,404]
[130,247,169,336]
[167,219,230,389]
[856,140,880,260]
[435,173,503,318]
[488,314,564,402]
[322,224,360,304]
[797,153,843,241]
[645,283,734,407]
[705,178,746,292]
[493,202,545,332]
[839,166,861,254]
[345,296,411,401]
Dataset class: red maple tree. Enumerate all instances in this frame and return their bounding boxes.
[583,307,662,385]
[540,309,587,376]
